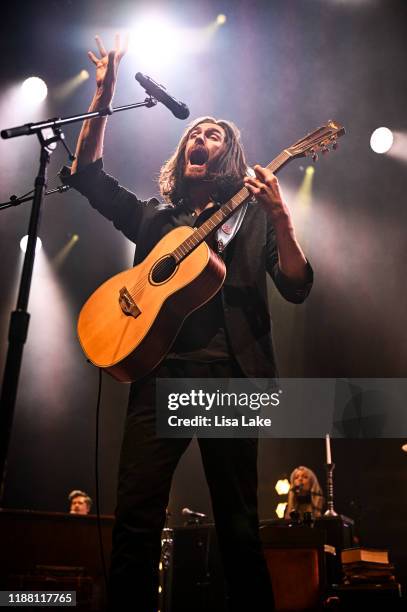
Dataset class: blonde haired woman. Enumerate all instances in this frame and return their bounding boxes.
[284,466,324,520]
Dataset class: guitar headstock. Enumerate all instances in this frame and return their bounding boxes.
[287,120,345,161]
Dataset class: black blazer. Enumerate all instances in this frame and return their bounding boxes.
[62,159,313,378]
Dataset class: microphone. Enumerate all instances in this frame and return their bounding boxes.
[290,485,323,497]
[181,507,207,519]
[135,72,190,120]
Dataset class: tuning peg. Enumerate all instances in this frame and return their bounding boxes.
[309,148,317,161]
[322,146,329,154]
[331,139,338,150]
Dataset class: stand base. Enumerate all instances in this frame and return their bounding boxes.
[324,509,338,517]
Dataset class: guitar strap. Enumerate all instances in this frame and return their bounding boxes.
[215,201,249,254]
[161,197,250,255]
[214,166,254,253]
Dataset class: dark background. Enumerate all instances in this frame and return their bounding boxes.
[0,0,406,589]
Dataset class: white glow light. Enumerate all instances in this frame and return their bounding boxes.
[21,77,48,104]
[276,502,287,519]
[275,478,290,495]
[129,17,182,69]
[370,127,394,154]
[20,235,42,254]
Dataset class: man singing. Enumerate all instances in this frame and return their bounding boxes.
[63,35,313,612]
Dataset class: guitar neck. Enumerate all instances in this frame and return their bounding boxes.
[172,149,292,263]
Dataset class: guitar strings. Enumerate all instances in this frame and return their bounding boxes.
[125,169,277,300]
[126,216,224,299]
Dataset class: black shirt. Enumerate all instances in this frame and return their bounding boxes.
[167,205,230,362]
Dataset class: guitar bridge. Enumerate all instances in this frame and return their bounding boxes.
[119,287,141,318]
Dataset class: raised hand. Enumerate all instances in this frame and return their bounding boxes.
[71,34,128,172]
[88,34,128,101]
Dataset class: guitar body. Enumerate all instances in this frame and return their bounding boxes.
[77,226,226,382]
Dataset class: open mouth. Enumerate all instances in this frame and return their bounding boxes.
[189,147,209,166]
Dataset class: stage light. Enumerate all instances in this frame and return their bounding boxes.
[295,165,315,209]
[200,14,228,41]
[129,16,182,69]
[20,235,42,254]
[275,502,287,519]
[54,70,91,100]
[127,12,225,70]
[275,478,290,495]
[402,443,407,453]
[370,127,394,154]
[53,234,80,268]
[21,77,48,104]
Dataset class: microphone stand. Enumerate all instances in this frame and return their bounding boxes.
[324,463,338,517]
[0,97,157,501]
[0,184,71,212]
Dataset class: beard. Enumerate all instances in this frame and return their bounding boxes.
[210,174,244,204]
[181,172,244,205]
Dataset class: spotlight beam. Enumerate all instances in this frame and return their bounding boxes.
[54,70,90,100]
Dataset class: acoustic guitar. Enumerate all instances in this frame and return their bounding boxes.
[77,120,345,382]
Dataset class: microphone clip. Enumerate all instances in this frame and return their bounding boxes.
[144,96,158,109]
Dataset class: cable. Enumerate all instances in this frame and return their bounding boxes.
[94,368,109,598]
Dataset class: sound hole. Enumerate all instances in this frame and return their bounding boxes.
[151,255,177,284]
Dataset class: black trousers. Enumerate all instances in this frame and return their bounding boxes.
[109,360,274,612]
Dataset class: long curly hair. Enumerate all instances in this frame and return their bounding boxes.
[158,116,248,205]
[284,466,325,519]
